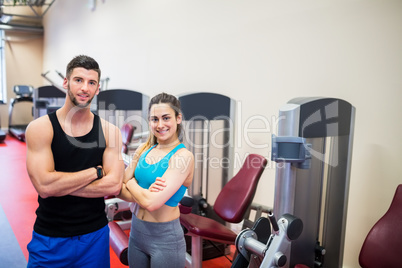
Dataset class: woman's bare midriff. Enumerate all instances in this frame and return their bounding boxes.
[134,204,181,222]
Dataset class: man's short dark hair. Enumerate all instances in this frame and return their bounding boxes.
[66,55,101,81]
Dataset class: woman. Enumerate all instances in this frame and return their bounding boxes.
[118,92,194,268]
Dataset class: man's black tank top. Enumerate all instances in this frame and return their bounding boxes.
[33,111,108,237]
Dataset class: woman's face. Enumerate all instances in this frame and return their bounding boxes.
[149,103,182,144]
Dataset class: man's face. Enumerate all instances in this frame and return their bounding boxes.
[64,67,99,108]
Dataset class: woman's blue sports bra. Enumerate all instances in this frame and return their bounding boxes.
[134,143,187,207]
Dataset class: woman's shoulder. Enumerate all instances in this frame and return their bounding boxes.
[175,145,194,160]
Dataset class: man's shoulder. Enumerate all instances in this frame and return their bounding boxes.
[27,114,51,131]
[25,115,53,144]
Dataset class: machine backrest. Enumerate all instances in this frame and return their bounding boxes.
[121,123,135,154]
[359,184,402,268]
[213,154,267,223]
[13,85,33,97]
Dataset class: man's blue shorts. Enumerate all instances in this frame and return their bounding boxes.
[27,224,110,268]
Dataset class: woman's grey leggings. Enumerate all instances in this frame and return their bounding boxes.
[128,214,186,268]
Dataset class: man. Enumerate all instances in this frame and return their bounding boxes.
[25,55,124,267]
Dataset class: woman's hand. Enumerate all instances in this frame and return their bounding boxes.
[149,177,167,192]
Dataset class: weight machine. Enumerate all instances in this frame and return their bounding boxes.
[96,89,149,155]
[233,97,355,268]
[179,92,236,261]
[33,85,66,119]
[179,92,236,208]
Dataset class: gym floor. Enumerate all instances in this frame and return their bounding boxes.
[0,134,233,267]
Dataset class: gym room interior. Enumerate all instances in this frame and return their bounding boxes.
[0,1,401,267]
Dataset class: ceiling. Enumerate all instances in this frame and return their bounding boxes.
[0,0,56,33]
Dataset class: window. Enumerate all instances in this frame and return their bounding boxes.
[0,30,6,104]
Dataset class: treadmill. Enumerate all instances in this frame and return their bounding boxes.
[8,85,34,141]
